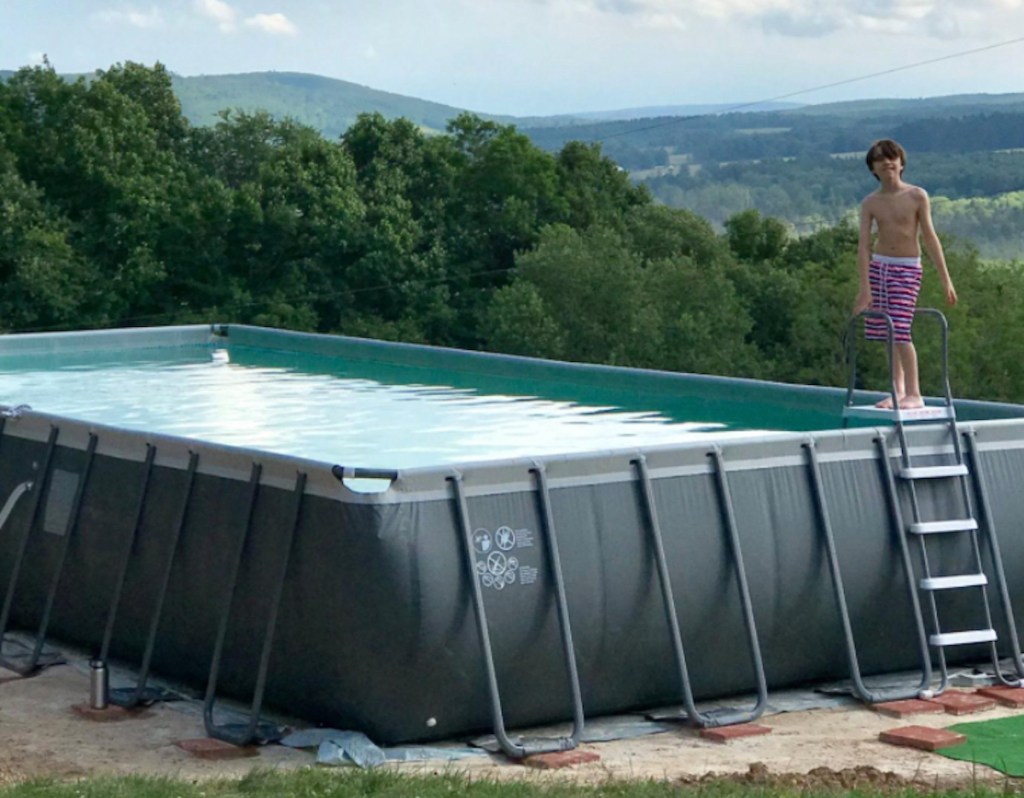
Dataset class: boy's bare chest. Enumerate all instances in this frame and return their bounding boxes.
[868,195,917,226]
[871,193,918,228]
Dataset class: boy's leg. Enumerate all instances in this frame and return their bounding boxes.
[896,342,923,409]
[876,356,906,408]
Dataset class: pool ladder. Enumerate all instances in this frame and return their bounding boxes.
[810,308,1024,703]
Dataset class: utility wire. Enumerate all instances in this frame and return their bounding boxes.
[595,34,1024,142]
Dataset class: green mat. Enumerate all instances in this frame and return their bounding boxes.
[939,714,1024,776]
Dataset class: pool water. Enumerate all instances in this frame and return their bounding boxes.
[0,345,776,469]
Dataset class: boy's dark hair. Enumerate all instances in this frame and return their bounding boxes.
[865,139,906,180]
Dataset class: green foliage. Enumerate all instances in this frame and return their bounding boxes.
[3,61,1024,406]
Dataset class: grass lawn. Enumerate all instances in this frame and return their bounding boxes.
[0,768,1013,798]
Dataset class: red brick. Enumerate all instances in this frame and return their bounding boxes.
[880,725,966,753]
[699,723,772,743]
[976,686,1024,708]
[175,738,258,760]
[879,725,967,751]
[522,750,601,769]
[871,699,946,718]
[925,691,997,715]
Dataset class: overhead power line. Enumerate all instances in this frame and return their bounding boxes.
[597,34,1024,142]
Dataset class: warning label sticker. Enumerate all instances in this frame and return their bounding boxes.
[472,526,537,591]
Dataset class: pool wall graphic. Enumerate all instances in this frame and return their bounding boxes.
[1,324,1024,744]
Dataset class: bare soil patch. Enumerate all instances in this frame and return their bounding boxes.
[1,661,1021,789]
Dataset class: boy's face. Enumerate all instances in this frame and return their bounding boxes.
[871,153,903,180]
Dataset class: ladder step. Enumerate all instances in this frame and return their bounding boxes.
[898,465,969,480]
[909,519,979,535]
[842,404,955,423]
[930,629,997,647]
[920,574,988,590]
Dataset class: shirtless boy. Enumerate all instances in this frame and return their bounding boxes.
[853,139,957,409]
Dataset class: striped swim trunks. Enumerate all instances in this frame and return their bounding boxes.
[864,254,922,344]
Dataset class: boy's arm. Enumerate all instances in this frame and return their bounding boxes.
[854,201,873,314]
[918,190,957,306]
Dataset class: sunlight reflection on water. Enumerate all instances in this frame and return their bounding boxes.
[0,349,763,469]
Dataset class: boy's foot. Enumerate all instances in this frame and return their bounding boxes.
[875,395,900,409]
[898,395,925,410]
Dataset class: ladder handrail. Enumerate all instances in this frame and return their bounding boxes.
[844,309,953,472]
[448,468,584,759]
[845,311,899,414]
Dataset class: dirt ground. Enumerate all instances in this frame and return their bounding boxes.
[0,658,1021,790]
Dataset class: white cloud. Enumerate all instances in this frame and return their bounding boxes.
[244,12,298,36]
[754,0,1024,38]
[27,51,46,66]
[94,5,165,29]
[194,0,238,32]
[527,0,1024,38]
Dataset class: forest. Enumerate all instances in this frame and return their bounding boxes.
[2,62,1024,405]
[521,96,1024,256]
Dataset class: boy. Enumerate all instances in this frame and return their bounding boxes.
[853,139,957,409]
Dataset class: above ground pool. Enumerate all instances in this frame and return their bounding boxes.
[2,324,1024,752]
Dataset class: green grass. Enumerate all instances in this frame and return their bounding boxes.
[0,769,1018,798]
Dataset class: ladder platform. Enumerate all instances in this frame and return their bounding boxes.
[920,574,988,591]
[910,519,979,535]
[898,464,969,480]
[842,404,954,423]
[930,629,997,647]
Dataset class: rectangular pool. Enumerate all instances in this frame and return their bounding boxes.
[2,323,1024,752]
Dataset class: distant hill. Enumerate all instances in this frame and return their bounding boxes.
[558,101,804,121]
[5,65,1024,148]
[169,71,509,138]
[791,92,1024,119]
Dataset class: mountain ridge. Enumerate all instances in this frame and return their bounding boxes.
[5,66,1023,137]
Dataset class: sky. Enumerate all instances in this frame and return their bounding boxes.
[2,0,1023,116]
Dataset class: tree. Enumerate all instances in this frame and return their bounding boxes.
[555,140,648,231]
[724,209,789,263]
[0,145,93,331]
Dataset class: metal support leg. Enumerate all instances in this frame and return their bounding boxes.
[964,430,1024,685]
[205,467,307,745]
[99,444,156,665]
[110,451,199,708]
[705,447,768,726]
[20,433,98,675]
[634,454,716,727]
[449,468,584,759]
